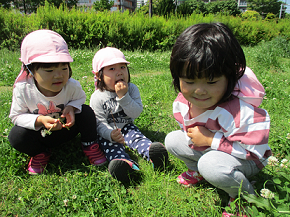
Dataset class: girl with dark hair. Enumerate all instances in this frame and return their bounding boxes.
[165,23,272,216]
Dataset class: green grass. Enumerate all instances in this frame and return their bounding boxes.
[1,38,290,216]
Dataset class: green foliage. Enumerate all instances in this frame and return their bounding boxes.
[241,10,262,20]
[247,0,281,16]
[93,0,114,12]
[0,2,290,51]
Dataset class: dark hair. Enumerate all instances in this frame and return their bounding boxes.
[96,64,131,91]
[26,62,72,78]
[170,22,246,103]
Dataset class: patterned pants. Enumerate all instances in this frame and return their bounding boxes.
[98,123,152,163]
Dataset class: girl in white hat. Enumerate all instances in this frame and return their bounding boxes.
[9,29,106,175]
[90,47,168,184]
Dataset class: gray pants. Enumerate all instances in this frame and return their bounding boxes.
[165,130,261,198]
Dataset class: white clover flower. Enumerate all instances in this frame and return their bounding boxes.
[287,133,290,140]
[280,163,288,168]
[63,199,69,206]
[268,156,279,166]
[260,188,275,199]
[72,195,77,199]
[281,159,288,164]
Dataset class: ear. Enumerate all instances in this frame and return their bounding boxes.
[94,71,102,81]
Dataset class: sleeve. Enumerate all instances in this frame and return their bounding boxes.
[117,83,143,119]
[9,86,40,130]
[65,79,86,113]
[90,91,114,142]
[209,100,271,161]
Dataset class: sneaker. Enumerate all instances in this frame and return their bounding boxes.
[82,143,107,166]
[149,142,169,170]
[108,159,140,184]
[222,197,248,217]
[177,170,204,187]
[27,152,51,175]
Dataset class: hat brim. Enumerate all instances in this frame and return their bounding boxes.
[99,58,130,71]
[26,54,73,64]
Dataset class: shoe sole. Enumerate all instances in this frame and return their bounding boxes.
[108,159,136,184]
[149,142,169,171]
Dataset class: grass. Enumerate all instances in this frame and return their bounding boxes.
[1,37,290,216]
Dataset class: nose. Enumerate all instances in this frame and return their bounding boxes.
[54,69,63,78]
[194,86,206,95]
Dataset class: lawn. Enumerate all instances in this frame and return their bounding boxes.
[0,37,290,216]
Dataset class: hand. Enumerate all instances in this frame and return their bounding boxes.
[36,115,62,131]
[111,128,125,144]
[115,81,128,98]
[61,105,75,128]
[187,126,214,147]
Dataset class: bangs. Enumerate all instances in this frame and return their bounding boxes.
[180,56,225,81]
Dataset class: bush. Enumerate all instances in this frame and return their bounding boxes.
[0,3,289,51]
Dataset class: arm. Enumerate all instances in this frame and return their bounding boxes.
[194,100,271,161]
[9,86,41,130]
[65,79,86,113]
[117,83,143,119]
[90,91,115,142]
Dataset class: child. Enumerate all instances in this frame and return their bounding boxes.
[90,47,168,184]
[165,23,272,216]
[8,29,107,175]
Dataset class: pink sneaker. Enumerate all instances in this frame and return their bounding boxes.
[82,143,107,166]
[222,197,248,217]
[27,152,51,175]
[177,170,204,187]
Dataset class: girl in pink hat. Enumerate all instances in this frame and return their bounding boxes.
[90,47,168,184]
[8,29,106,175]
[165,23,272,216]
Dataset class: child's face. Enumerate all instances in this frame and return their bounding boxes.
[179,75,228,113]
[33,63,70,97]
[100,63,129,91]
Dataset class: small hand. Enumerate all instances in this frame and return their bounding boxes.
[61,106,75,128]
[37,116,62,131]
[187,126,214,147]
[111,128,125,144]
[115,80,128,98]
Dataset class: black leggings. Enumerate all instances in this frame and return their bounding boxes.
[8,104,97,157]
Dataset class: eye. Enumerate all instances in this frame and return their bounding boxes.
[45,69,53,73]
[62,67,68,71]
[207,81,218,84]
[109,67,115,71]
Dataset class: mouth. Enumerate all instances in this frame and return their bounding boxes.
[53,81,63,86]
[115,79,124,84]
[194,97,209,101]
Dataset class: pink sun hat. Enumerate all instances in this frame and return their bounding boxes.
[92,47,130,73]
[20,29,73,65]
[14,29,73,86]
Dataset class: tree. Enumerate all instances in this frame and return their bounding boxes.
[0,0,12,9]
[156,0,175,16]
[205,0,241,16]
[247,0,282,16]
[10,0,77,14]
[93,0,114,12]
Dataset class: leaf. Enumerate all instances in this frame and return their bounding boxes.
[243,194,272,210]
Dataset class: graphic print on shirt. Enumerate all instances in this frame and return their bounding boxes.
[103,97,133,125]
[33,101,64,119]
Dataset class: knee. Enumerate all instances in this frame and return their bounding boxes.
[164,131,176,154]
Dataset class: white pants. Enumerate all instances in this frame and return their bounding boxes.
[165,130,261,198]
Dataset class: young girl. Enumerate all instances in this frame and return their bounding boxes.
[165,23,272,216]
[90,47,168,184]
[9,29,107,175]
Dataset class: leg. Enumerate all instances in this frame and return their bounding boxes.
[8,125,79,174]
[98,136,139,184]
[8,124,79,157]
[122,124,168,170]
[165,130,204,171]
[75,104,98,143]
[198,150,260,198]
